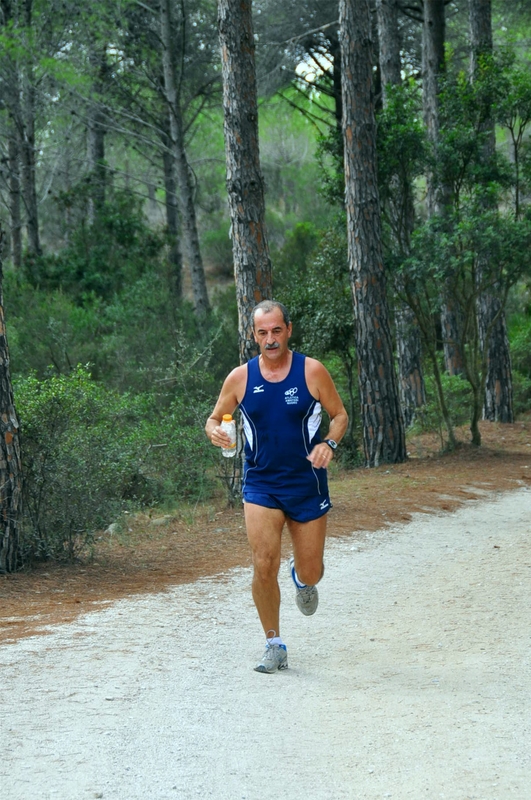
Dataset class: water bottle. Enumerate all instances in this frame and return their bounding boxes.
[220,414,237,457]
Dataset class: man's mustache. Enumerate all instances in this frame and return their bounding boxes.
[265,342,280,350]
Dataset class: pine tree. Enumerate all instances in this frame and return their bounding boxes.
[218,0,272,363]
[339,0,406,466]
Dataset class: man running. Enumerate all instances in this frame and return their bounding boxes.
[205,300,348,673]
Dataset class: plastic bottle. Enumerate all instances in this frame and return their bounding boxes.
[220,414,237,457]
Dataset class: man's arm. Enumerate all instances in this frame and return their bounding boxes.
[305,358,349,468]
[205,365,247,449]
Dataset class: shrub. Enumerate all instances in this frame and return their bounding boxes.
[23,189,165,301]
[201,225,234,278]
[16,366,216,563]
[512,370,531,417]
[411,371,473,446]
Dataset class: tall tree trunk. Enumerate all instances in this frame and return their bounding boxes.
[174,121,210,316]
[162,131,183,300]
[423,0,445,214]
[422,0,463,377]
[20,79,40,256]
[87,43,107,223]
[160,0,210,318]
[469,0,513,423]
[376,0,401,98]
[2,1,23,267]
[20,0,40,257]
[339,0,406,467]
[439,299,464,376]
[328,30,343,130]
[218,0,272,364]
[480,295,513,422]
[396,304,426,427]
[377,0,426,427]
[0,230,22,574]
[8,115,22,268]
[469,0,493,74]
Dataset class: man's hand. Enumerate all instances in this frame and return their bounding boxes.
[208,424,233,449]
[307,442,334,469]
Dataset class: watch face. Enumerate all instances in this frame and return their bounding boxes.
[325,439,338,450]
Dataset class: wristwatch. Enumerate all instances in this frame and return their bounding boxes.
[324,439,338,451]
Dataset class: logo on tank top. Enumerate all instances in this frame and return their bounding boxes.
[284,387,299,405]
[253,385,265,393]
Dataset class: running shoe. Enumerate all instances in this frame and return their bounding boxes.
[289,556,319,616]
[254,640,288,673]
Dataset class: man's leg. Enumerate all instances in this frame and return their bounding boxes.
[244,502,286,636]
[286,514,327,587]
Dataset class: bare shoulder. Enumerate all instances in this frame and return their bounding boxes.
[208,363,248,426]
[225,363,247,385]
[221,363,248,404]
[305,356,345,414]
[305,356,333,388]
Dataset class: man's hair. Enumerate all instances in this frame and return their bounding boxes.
[251,300,291,329]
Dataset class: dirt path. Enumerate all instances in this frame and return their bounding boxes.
[1,488,529,799]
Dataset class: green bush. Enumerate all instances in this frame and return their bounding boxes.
[411,371,472,442]
[4,272,106,379]
[17,367,128,561]
[510,312,531,376]
[4,266,234,394]
[508,312,531,416]
[23,189,165,301]
[201,225,234,278]
[512,370,531,417]
[16,366,216,563]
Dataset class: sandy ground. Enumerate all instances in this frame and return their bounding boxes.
[0,487,530,800]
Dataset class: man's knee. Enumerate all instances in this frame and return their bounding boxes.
[252,550,280,582]
[296,560,324,587]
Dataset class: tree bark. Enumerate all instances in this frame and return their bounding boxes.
[328,30,343,130]
[87,42,108,223]
[162,131,183,301]
[20,81,40,256]
[19,0,40,257]
[339,0,406,467]
[2,2,23,267]
[423,0,445,202]
[469,0,513,423]
[440,299,464,376]
[160,0,210,318]
[2,0,40,258]
[376,0,426,427]
[396,303,426,426]
[469,0,493,76]
[218,0,272,364]
[376,0,401,99]
[174,126,210,316]
[0,230,22,573]
[479,294,513,422]
[8,115,22,268]
[422,0,463,377]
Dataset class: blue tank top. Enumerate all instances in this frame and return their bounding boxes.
[239,351,328,498]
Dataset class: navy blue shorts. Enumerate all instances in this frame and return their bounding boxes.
[243,490,332,523]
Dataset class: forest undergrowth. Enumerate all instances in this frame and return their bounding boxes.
[1,417,530,645]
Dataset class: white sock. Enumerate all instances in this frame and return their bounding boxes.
[292,567,307,589]
[267,635,286,648]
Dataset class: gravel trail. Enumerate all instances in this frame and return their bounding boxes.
[1,489,530,800]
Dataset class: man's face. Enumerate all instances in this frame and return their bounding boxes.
[252,308,292,358]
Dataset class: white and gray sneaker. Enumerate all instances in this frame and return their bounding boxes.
[254,637,288,674]
[289,556,319,616]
